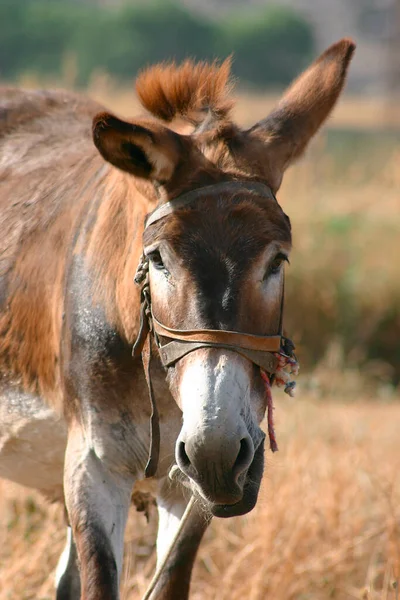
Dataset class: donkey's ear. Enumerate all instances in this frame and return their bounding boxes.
[247,39,355,191]
[92,113,185,182]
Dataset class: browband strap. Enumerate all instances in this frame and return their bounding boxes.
[145,181,277,229]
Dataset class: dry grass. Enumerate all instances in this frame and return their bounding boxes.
[1,396,400,600]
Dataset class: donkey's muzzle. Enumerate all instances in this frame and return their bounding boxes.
[211,437,265,518]
[176,431,255,505]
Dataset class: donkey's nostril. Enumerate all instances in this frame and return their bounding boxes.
[232,437,254,481]
[176,432,254,503]
[176,440,200,481]
[177,441,191,469]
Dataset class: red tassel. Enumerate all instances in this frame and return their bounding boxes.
[260,370,278,452]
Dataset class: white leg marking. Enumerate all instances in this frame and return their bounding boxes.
[64,430,135,583]
[55,526,72,588]
[156,482,188,567]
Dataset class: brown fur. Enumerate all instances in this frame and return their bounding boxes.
[0,89,107,406]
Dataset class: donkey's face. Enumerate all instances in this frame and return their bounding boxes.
[145,191,290,516]
[93,39,355,516]
[142,192,291,516]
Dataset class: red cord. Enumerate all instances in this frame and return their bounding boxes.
[260,370,278,452]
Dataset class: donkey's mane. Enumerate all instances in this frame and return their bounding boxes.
[135,59,234,125]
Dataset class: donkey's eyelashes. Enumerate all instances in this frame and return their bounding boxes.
[147,250,166,271]
[264,253,289,279]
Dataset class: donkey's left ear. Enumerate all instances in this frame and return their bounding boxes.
[92,113,185,183]
[247,39,356,191]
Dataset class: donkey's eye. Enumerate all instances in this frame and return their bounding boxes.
[265,253,288,278]
[148,250,165,271]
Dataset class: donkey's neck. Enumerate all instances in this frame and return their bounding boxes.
[81,167,156,344]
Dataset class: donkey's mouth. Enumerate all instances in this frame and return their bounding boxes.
[209,437,265,519]
[170,437,265,518]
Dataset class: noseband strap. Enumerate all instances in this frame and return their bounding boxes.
[158,340,279,373]
[152,314,282,352]
[133,180,297,478]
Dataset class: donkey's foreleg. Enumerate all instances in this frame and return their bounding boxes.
[145,480,210,600]
[63,427,135,600]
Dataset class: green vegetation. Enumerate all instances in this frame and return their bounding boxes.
[0,0,315,87]
[216,6,314,87]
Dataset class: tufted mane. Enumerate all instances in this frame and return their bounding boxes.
[135,58,234,126]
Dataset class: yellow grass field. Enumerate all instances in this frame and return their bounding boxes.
[0,83,399,599]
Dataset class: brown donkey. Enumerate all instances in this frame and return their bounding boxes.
[0,40,354,599]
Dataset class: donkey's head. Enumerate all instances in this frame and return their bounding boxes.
[93,40,355,517]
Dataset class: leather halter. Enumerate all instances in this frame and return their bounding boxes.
[133,181,295,477]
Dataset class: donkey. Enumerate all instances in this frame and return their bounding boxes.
[0,39,354,599]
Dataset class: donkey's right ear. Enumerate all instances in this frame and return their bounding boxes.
[92,113,186,183]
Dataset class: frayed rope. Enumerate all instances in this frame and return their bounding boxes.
[274,352,300,397]
[261,351,300,452]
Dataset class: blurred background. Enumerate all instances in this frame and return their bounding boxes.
[0,1,399,599]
